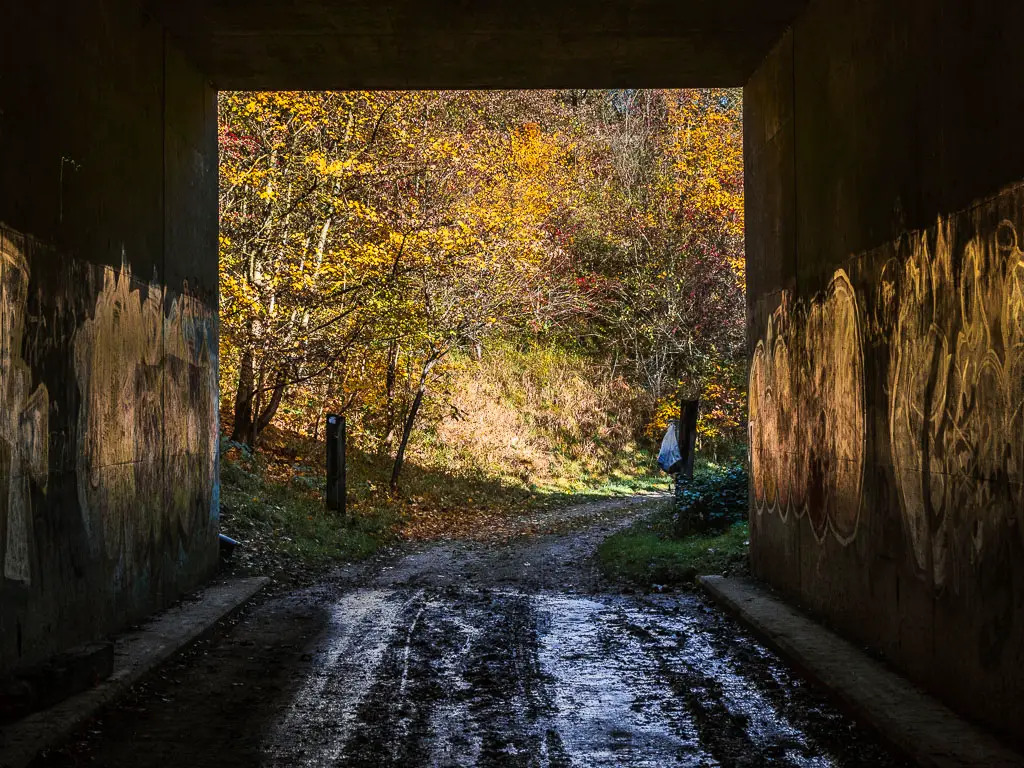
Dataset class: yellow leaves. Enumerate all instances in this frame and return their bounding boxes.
[305,152,376,178]
[509,121,559,180]
[663,88,744,234]
[645,359,747,448]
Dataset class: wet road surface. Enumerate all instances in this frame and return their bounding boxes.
[34,496,907,767]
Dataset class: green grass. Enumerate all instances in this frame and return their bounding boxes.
[220,454,400,569]
[528,450,672,503]
[595,462,751,588]
[597,514,749,587]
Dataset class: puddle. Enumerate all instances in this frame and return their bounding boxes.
[261,588,904,767]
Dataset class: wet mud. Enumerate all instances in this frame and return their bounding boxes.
[33,496,907,767]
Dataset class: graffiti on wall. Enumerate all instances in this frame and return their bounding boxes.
[750,187,1024,589]
[749,269,866,544]
[73,263,218,575]
[888,210,1024,591]
[0,231,49,585]
[0,223,218,593]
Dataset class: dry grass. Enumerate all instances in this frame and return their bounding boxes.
[433,342,652,492]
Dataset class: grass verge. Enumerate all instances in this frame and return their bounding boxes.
[219,452,401,584]
[596,463,750,589]
[597,516,749,588]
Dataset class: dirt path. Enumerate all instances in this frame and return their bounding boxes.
[33,494,906,767]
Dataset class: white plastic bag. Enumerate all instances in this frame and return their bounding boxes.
[657,421,682,473]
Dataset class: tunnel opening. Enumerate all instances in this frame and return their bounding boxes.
[2,0,1024,756]
[208,82,889,762]
[215,87,748,553]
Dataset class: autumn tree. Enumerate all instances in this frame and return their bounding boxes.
[375,95,576,489]
[548,88,746,448]
[217,87,747,471]
[219,91,423,446]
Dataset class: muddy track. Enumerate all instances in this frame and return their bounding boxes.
[33,494,907,767]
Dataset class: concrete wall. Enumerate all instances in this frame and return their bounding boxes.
[0,0,219,672]
[745,0,1024,743]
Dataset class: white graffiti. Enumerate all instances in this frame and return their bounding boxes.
[889,209,1024,591]
[0,229,49,585]
[750,188,1024,589]
[73,263,218,570]
[749,270,866,545]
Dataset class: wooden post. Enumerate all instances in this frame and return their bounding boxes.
[326,414,346,514]
[678,398,699,480]
[674,398,700,535]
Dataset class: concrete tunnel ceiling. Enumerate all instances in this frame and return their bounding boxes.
[151,0,810,89]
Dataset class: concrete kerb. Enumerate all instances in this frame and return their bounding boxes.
[0,576,270,768]
[699,575,1024,768]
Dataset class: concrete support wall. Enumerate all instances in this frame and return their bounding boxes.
[0,0,219,672]
[745,0,1024,743]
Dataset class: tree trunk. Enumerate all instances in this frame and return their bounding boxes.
[311,373,335,441]
[253,367,288,446]
[231,350,256,445]
[252,358,267,425]
[389,383,424,493]
[390,358,435,493]
[380,341,400,454]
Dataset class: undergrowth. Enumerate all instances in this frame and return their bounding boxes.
[596,462,750,589]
